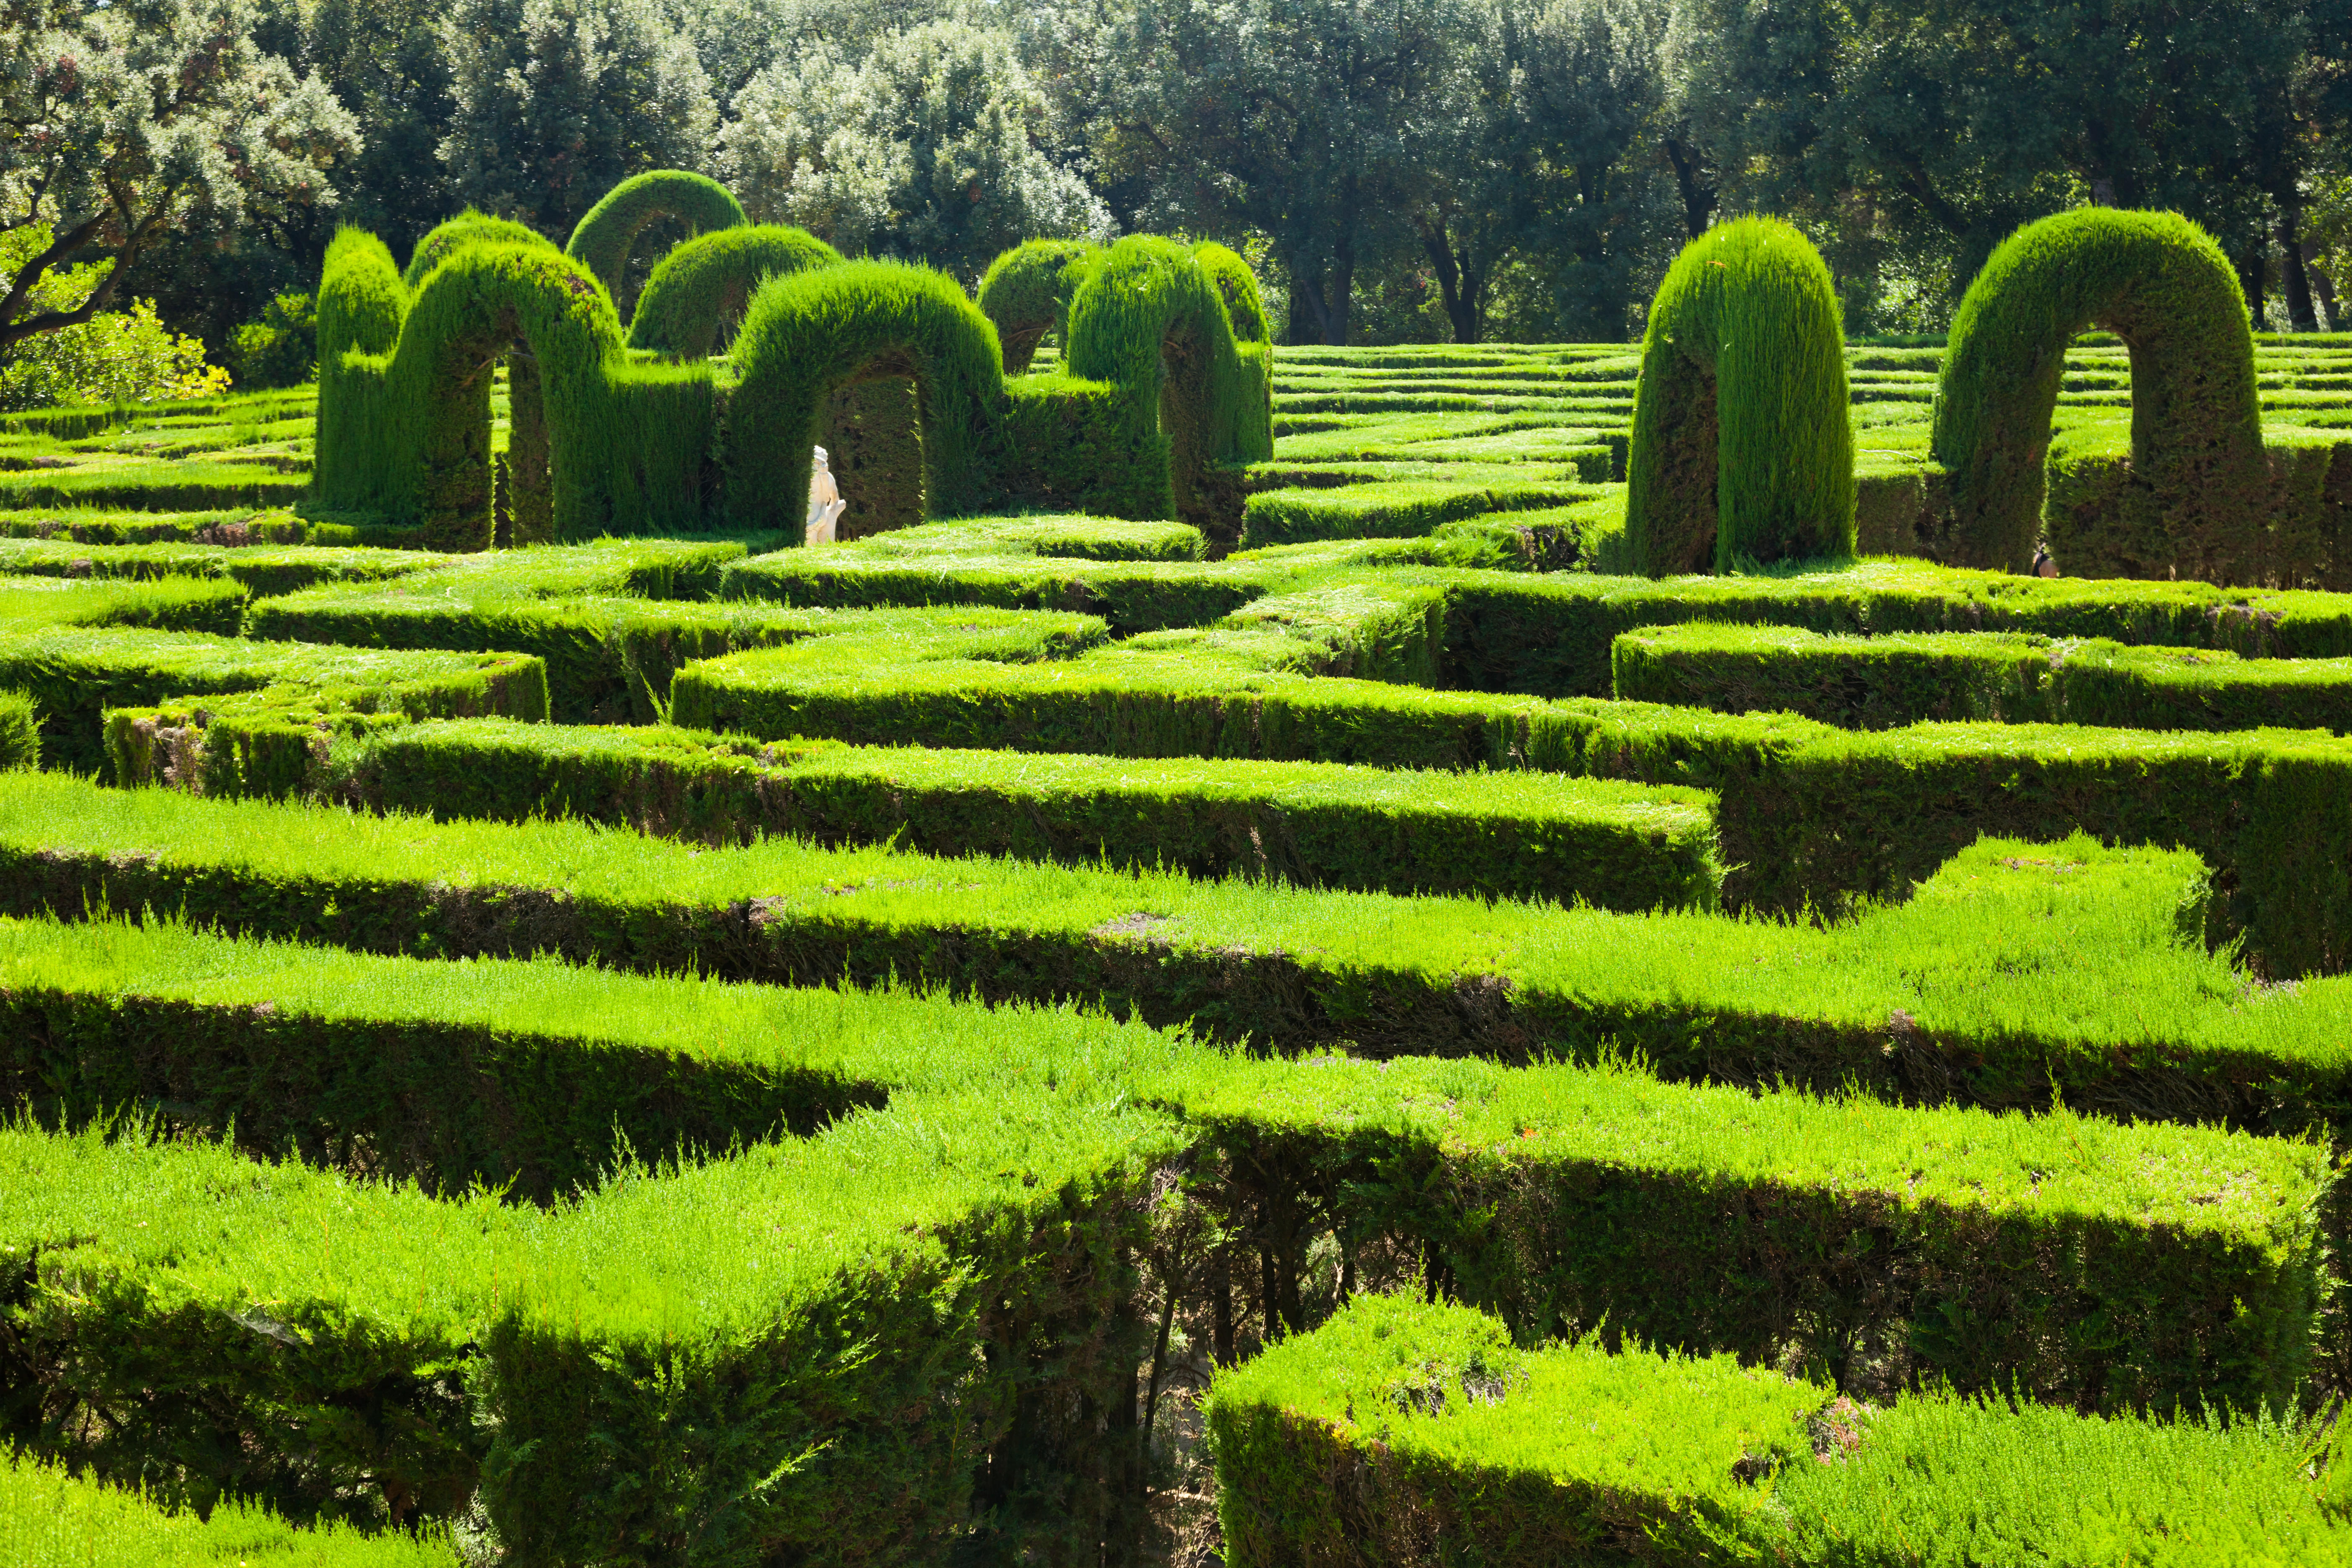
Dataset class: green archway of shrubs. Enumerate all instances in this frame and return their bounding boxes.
[564,170,748,318]
[1930,208,2264,576]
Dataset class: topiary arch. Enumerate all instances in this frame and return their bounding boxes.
[565,170,748,318]
[315,242,714,546]
[627,225,843,359]
[1929,208,2265,576]
[1624,217,1855,576]
[1190,242,1272,346]
[1063,235,1275,526]
[405,211,556,290]
[726,260,1010,532]
[977,239,1101,374]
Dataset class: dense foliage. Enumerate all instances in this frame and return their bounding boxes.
[6,0,2347,355]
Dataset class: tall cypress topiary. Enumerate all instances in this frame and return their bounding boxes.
[977,239,1101,374]
[627,225,843,359]
[312,228,426,531]
[565,171,747,316]
[1931,208,2264,576]
[1624,217,1855,575]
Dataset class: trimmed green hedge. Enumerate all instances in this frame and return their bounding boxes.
[0,574,245,636]
[564,169,748,312]
[2045,420,2352,588]
[1208,1295,2351,1566]
[242,539,749,720]
[20,776,2352,1138]
[0,1449,458,1568]
[626,224,841,359]
[3,911,2326,1434]
[0,624,544,779]
[0,1095,1177,1557]
[0,690,34,770]
[1153,1050,2324,1415]
[1611,620,2352,733]
[1624,218,1854,573]
[976,237,1101,374]
[1932,209,2264,574]
[0,536,451,596]
[326,718,1728,911]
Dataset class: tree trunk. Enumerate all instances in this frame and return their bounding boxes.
[2280,202,2318,333]
[2237,242,2268,328]
[1286,262,1323,347]
[1663,135,1715,239]
[2308,239,2340,333]
[1417,217,1480,343]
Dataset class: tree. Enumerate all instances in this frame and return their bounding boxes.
[0,0,358,353]
[438,0,718,240]
[1122,0,1471,345]
[301,0,458,261]
[718,19,1112,281]
[1670,0,2311,312]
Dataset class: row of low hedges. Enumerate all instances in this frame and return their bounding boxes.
[308,719,1728,913]
[0,625,546,779]
[64,542,2352,975]
[2,912,2327,1429]
[1207,1294,2351,1566]
[1610,620,2352,732]
[0,535,451,596]
[13,775,2352,1142]
[654,598,2352,976]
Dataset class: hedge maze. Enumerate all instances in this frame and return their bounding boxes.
[2,184,2352,1561]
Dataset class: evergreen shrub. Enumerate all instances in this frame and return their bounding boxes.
[1208,1295,2351,1566]
[1622,217,1855,574]
[1932,209,2264,575]
[563,170,748,312]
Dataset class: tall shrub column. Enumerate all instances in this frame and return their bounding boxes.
[1624,218,1856,575]
[1931,208,2265,575]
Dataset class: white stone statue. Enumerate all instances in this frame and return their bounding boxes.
[806,445,848,545]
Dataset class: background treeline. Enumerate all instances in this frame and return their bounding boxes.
[26,0,2352,356]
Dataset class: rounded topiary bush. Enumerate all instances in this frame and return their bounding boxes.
[1930,208,2264,575]
[565,170,747,311]
[627,224,843,359]
[1624,217,1855,575]
[977,239,1101,374]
